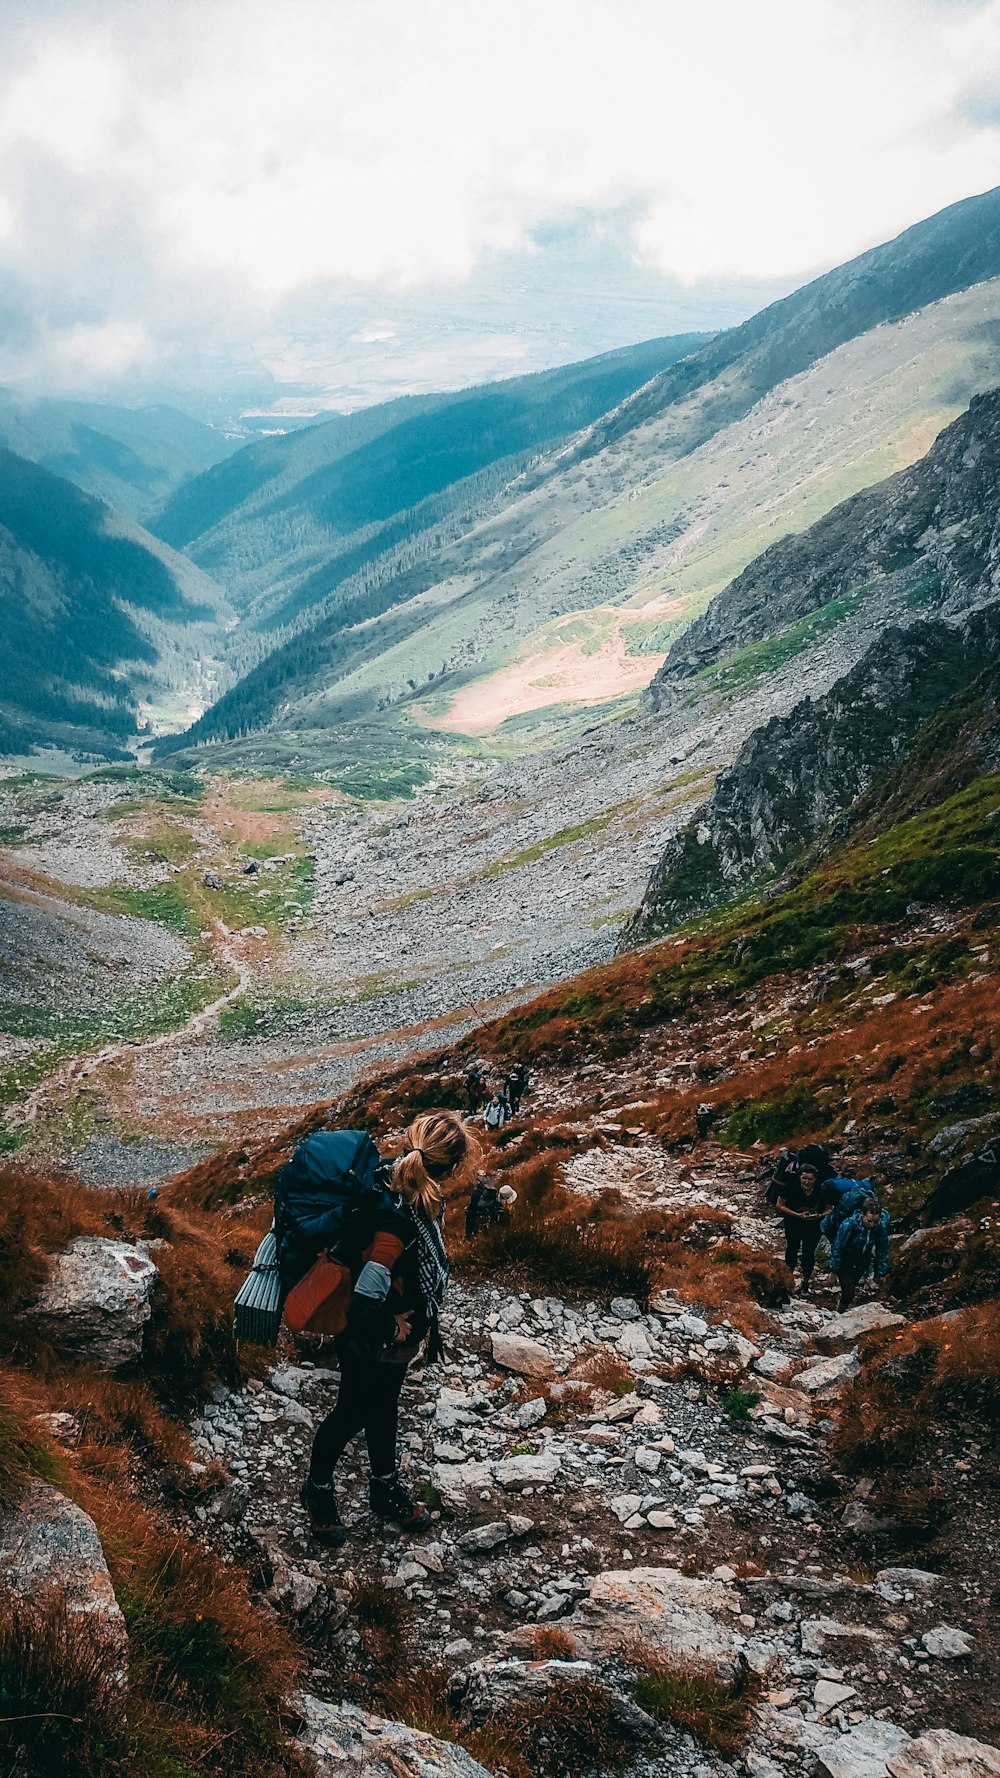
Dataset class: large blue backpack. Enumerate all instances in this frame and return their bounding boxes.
[273,1129,387,1294]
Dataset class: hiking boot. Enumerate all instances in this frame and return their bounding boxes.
[300,1477,347,1547]
[369,1471,432,1534]
[797,1280,811,1297]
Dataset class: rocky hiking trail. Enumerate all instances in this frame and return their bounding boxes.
[175,1096,995,1778]
[4,1038,999,1778]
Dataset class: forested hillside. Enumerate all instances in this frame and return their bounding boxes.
[157,184,1000,762]
[0,448,232,756]
[0,390,237,523]
[152,334,708,627]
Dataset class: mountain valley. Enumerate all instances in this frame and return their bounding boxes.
[2,182,1000,1778]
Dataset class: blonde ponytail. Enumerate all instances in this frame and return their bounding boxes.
[394,1110,475,1217]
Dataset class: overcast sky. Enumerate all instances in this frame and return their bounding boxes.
[1,0,999,415]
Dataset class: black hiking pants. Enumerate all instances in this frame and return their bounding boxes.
[835,1264,867,1313]
[782,1216,822,1284]
[309,1352,408,1482]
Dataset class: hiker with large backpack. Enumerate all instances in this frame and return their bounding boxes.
[820,1174,877,1244]
[275,1110,473,1547]
[828,1194,891,1312]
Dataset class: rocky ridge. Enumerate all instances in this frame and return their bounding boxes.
[648,387,1000,704]
[625,604,1000,942]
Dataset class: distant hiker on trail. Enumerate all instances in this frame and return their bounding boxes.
[466,1064,488,1114]
[465,1173,515,1238]
[695,1102,715,1141]
[504,1062,530,1115]
[483,1089,509,1131]
[829,1195,891,1312]
[275,1111,475,1547]
[775,1161,825,1296]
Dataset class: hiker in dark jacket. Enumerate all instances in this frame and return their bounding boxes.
[504,1062,529,1115]
[696,1102,715,1141]
[465,1065,488,1113]
[465,1173,510,1238]
[300,1110,473,1546]
[829,1196,891,1312]
[776,1161,825,1296]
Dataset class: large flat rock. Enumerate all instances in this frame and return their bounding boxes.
[888,1730,1000,1777]
[817,1718,910,1777]
[815,1304,905,1352]
[30,1236,159,1370]
[489,1333,555,1379]
[566,1565,741,1677]
[794,1350,860,1394]
[292,1693,492,1778]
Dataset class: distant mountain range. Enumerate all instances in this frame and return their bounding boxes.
[8,183,1000,767]
[150,334,709,630]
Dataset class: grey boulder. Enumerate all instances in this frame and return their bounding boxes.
[0,1479,127,1663]
[888,1729,1000,1777]
[30,1237,159,1369]
[816,1717,911,1777]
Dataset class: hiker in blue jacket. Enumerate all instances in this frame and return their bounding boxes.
[828,1196,891,1312]
[820,1176,877,1243]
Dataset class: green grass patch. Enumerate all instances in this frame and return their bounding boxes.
[94,879,200,933]
[720,1388,761,1422]
[631,1651,760,1755]
[328,758,430,800]
[124,823,200,868]
[723,1087,821,1148]
[698,586,871,696]
[88,766,204,801]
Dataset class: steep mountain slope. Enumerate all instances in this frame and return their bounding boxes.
[0,390,237,523]
[159,187,1000,759]
[626,389,1000,941]
[153,334,708,627]
[158,278,1000,760]
[647,387,1000,703]
[0,449,234,757]
[579,180,1000,462]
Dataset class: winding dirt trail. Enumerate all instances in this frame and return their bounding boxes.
[9,922,255,1131]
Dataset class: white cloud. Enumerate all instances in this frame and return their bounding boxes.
[0,0,998,392]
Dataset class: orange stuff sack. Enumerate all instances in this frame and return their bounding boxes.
[283,1252,353,1336]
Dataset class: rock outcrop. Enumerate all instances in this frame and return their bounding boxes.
[566,1565,741,1675]
[0,1479,127,1662]
[888,1729,1000,1777]
[29,1236,159,1369]
[626,604,1000,940]
[291,1693,493,1778]
[649,387,1000,702]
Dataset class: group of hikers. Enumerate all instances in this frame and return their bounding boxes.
[764,1141,891,1311]
[466,1059,530,1128]
[241,1086,894,1550]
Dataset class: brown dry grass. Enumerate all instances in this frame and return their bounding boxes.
[532,1626,579,1660]
[835,1303,1000,1480]
[627,1645,760,1755]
